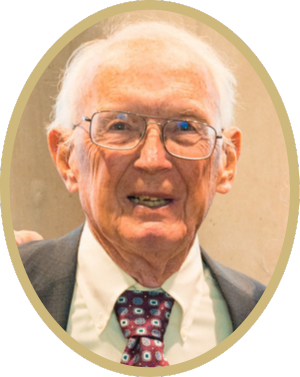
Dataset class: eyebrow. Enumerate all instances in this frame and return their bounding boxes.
[175,109,209,123]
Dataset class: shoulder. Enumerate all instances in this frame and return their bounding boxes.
[19,226,83,329]
[201,249,266,330]
[19,226,83,290]
[202,250,266,299]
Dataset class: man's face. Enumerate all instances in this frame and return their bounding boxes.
[63,40,225,259]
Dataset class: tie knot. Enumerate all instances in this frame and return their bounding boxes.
[114,289,174,341]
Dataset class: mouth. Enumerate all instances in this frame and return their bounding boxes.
[128,195,173,208]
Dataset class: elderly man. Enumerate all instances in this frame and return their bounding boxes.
[20,21,265,367]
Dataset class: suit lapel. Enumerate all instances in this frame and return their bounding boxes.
[21,226,83,330]
[201,249,264,331]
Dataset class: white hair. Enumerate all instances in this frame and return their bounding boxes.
[48,21,237,132]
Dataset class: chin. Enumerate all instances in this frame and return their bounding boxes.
[119,221,189,250]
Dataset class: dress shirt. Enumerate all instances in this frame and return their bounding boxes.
[66,223,232,364]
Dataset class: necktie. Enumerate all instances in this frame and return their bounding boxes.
[114,289,175,367]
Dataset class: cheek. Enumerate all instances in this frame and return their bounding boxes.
[184,159,218,210]
[71,140,107,207]
[76,143,102,183]
[74,141,132,206]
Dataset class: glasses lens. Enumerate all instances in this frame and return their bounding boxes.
[164,120,217,159]
[91,112,145,149]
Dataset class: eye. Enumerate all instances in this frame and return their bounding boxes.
[109,121,130,131]
[112,122,125,130]
[176,121,196,132]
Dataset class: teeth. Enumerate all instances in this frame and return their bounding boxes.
[129,196,171,207]
[139,196,160,201]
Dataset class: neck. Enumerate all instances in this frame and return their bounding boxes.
[89,226,194,288]
[107,249,188,288]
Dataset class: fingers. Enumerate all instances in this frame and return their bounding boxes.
[14,230,44,245]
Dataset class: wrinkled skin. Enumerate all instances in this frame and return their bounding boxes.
[48,38,241,287]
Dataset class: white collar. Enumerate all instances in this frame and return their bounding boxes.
[77,223,204,340]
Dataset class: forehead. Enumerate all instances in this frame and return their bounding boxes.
[83,37,219,122]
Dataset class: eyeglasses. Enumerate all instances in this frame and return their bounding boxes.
[74,110,223,160]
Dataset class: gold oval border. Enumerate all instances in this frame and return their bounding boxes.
[1,1,299,376]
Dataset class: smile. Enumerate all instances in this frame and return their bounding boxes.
[128,195,173,208]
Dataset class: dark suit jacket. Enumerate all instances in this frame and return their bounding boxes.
[19,226,265,332]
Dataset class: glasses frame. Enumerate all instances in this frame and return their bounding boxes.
[74,110,223,161]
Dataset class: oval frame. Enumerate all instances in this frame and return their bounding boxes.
[1,1,299,376]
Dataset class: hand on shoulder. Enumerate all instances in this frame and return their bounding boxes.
[14,230,43,245]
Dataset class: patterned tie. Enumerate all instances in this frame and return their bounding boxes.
[114,289,175,367]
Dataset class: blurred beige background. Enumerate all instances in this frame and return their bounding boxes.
[10,11,289,285]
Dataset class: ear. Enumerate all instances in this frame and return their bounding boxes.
[48,128,78,193]
[216,127,242,194]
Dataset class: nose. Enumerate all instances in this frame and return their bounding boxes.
[134,124,173,173]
